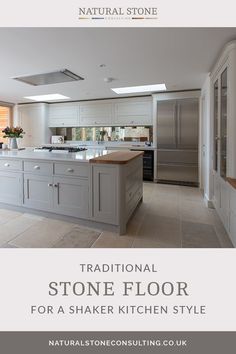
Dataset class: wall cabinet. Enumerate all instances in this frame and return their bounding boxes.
[79,101,113,126]
[113,98,152,126]
[48,103,79,127]
[17,103,52,147]
[17,98,153,133]
[47,97,152,129]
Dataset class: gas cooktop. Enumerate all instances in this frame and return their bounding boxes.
[34,146,87,153]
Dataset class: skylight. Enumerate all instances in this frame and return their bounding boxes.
[111,84,167,94]
[24,94,70,101]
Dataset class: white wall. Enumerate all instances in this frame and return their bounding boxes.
[200,75,213,205]
[13,105,19,126]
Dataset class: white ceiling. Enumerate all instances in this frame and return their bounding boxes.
[1,28,236,104]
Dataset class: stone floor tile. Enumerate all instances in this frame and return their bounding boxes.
[137,214,181,247]
[53,226,101,248]
[0,209,22,225]
[182,221,221,248]
[91,232,134,248]
[0,214,41,246]
[9,219,75,248]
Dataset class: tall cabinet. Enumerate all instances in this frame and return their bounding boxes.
[211,41,236,247]
[16,103,52,147]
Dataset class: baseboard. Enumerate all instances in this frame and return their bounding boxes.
[204,194,214,209]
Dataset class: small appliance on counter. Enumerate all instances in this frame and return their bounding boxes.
[51,135,64,144]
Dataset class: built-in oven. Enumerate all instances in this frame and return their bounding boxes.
[131,149,154,181]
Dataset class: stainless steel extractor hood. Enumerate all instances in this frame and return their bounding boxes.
[12,69,84,86]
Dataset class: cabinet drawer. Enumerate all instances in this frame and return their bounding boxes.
[0,159,22,171]
[126,187,142,220]
[230,188,236,212]
[229,211,236,248]
[126,167,142,199]
[54,163,89,178]
[24,161,53,175]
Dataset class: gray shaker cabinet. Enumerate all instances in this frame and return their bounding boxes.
[92,165,118,225]
[53,176,89,218]
[23,173,53,211]
[0,171,22,206]
[23,165,89,219]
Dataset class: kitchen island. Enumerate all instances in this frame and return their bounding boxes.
[0,149,143,235]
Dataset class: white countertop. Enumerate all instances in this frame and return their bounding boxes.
[0,149,112,163]
[43,143,156,151]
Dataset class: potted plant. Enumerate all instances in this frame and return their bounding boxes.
[2,126,25,150]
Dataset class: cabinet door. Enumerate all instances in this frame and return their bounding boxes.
[18,104,50,147]
[220,68,227,179]
[114,100,152,126]
[23,174,53,211]
[157,100,177,148]
[213,80,219,172]
[48,103,78,127]
[219,180,230,231]
[53,177,89,218]
[177,98,199,149]
[92,165,118,224]
[79,102,112,126]
[0,172,22,206]
[213,173,220,211]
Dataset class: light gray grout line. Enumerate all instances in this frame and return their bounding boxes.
[0,213,24,226]
[6,219,43,245]
[212,222,234,248]
[90,232,104,248]
[50,224,79,248]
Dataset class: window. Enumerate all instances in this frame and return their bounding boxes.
[0,105,12,143]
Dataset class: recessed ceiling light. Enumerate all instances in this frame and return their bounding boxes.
[111,84,167,94]
[24,94,70,101]
[104,77,114,83]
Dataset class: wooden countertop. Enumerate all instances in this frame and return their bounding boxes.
[226,177,236,189]
[89,150,144,164]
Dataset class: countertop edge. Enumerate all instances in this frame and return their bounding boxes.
[89,151,144,164]
[226,177,236,190]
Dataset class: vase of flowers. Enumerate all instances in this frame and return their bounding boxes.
[2,126,25,150]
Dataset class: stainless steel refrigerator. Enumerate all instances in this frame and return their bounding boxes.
[156,98,199,186]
